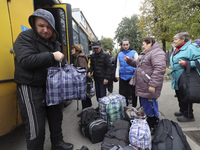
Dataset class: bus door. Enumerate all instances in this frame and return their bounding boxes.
[41,4,73,63]
[0,0,33,136]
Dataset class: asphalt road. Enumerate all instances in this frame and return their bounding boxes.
[0,80,200,150]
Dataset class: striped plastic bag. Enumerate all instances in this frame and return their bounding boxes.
[106,100,123,125]
[129,119,151,150]
[46,60,86,106]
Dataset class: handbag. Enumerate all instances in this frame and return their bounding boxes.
[178,60,200,103]
[129,76,135,86]
[46,60,86,106]
[86,77,95,98]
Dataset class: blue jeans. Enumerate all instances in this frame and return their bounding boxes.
[95,81,107,101]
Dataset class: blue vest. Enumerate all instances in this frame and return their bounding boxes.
[118,50,136,81]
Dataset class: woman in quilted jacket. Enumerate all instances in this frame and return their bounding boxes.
[71,44,92,117]
[124,37,166,135]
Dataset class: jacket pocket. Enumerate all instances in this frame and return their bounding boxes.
[140,71,151,83]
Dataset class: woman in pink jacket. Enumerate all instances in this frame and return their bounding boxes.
[124,37,166,135]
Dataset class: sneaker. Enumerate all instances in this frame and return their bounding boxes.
[177,115,195,122]
[174,111,183,117]
[51,140,73,150]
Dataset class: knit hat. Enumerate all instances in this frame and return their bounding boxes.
[195,39,200,45]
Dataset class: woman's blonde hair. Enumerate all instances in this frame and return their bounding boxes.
[72,44,83,54]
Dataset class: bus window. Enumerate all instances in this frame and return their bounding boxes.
[72,20,79,44]
[80,29,89,54]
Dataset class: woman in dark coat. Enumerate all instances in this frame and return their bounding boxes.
[71,44,92,117]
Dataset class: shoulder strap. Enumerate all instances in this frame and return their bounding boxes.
[153,119,173,150]
[172,121,192,150]
[195,60,200,72]
[186,61,191,74]
[153,119,173,142]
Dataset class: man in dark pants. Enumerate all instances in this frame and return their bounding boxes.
[106,49,115,94]
[115,38,138,107]
[14,9,73,150]
[88,40,112,108]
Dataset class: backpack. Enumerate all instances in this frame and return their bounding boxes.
[129,119,151,150]
[152,119,192,150]
[101,120,131,150]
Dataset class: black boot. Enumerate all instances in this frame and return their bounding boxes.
[51,140,73,150]
[147,116,159,135]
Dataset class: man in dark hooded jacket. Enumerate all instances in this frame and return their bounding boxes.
[14,9,73,150]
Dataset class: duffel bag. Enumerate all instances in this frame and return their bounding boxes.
[178,60,200,103]
[101,120,130,149]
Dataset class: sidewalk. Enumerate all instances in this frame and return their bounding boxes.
[0,81,200,150]
[159,80,200,150]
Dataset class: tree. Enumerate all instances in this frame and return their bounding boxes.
[114,15,143,53]
[100,37,115,52]
[138,0,200,51]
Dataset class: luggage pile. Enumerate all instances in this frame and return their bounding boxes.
[78,93,192,150]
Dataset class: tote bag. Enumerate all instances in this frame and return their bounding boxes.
[46,60,86,106]
[178,60,200,103]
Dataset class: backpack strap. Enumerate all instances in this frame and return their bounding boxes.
[153,119,173,148]
[172,121,192,150]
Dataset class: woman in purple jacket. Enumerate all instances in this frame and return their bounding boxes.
[124,37,166,135]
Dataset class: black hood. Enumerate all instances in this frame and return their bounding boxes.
[28,8,59,40]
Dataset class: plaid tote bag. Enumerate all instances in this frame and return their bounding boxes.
[46,60,86,106]
[129,119,151,149]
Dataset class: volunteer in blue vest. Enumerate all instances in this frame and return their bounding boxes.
[115,38,138,106]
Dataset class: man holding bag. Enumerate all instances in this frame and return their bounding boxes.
[14,9,73,150]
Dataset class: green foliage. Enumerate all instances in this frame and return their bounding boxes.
[100,37,115,52]
[114,15,143,53]
[138,0,200,50]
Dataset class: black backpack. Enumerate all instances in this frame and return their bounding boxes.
[152,119,191,150]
